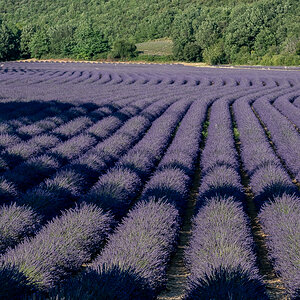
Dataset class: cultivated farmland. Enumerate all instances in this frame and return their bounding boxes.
[0,62,299,300]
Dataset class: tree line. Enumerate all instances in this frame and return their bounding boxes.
[0,0,299,65]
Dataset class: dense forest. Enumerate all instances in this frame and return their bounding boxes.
[0,0,299,65]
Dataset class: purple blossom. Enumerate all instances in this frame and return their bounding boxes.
[19,170,84,219]
[185,196,267,299]
[85,167,141,219]
[259,194,300,298]
[0,203,41,254]
[141,168,190,211]
[0,203,112,293]
[55,200,179,299]
[0,177,18,204]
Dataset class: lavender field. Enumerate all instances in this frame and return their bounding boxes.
[0,61,299,300]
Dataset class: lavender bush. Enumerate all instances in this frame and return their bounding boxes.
[19,170,84,219]
[259,194,300,298]
[0,203,41,254]
[0,203,112,294]
[185,196,267,299]
[53,199,179,299]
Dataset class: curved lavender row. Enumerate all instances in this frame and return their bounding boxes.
[78,88,271,299]
[185,197,267,300]
[48,97,154,161]
[258,194,300,299]
[252,90,300,181]
[233,95,300,298]
[52,199,179,300]
[84,99,192,219]
[0,95,153,180]
[0,97,158,200]
[0,96,179,276]
[0,100,53,123]
[185,92,272,298]
[49,89,247,297]
[71,97,175,179]
[0,103,94,171]
[1,134,60,172]
[49,95,141,140]
[0,203,113,298]
[197,98,243,203]
[0,99,103,139]
[0,203,41,255]
[13,98,173,220]
[1,65,293,90]
[82,87,275,298]
[139,96,214,211]
[272,92,300,129]
[0,101,172,254]
[2,63,295,105]
[233,94,297,203]
[139,85,278,211]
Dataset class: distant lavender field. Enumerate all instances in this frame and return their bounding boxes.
[0,62,299,300]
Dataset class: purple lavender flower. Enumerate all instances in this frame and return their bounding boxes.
[185,196,267,299]
[0,203,41,254]
[259,194,300,298]
[0,203,112,292]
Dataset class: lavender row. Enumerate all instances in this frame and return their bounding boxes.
[0,96,191,298]
[2,100,174,256]
[0,203,113,298]
[83,98,192,219]
[233,95,300,298]
[13,98,174,218]
[258,194,300,299]
[272,92,300,129]
[197,98,243,202]
[82,88,269,299]
[48,90,258,299]
[0,102,108,171]
[0,96,190,298]
[82,87,279,299]
[0,97,175,255]
[1,91,141,144]
[185,196,267,299]
[1,64,296,90]
[185,92,271,298]
[252,91,300,181]
[140,96,213,211]
[233,93,297,204]
[0,96,158,198]
[46,199,178,300]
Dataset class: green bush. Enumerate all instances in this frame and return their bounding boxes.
[72,22,110,59]
[109,40,138,59]
[260,53,300,66]
[203,42,227,65]
[0,23,20,61]
[28,30,50,58]
[183,43,202,62]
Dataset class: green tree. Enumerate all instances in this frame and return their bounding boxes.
[72,22,110,59]
[171,5,202,60]
[183,42,202,62]
[0,22,20,61]
[48,24,76,56]
[28,29,50,58]
[203,41,227,65]
[20,25,36,58]
[110,40,138,59]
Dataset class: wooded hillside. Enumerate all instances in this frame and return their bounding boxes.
[0,0,299,65]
